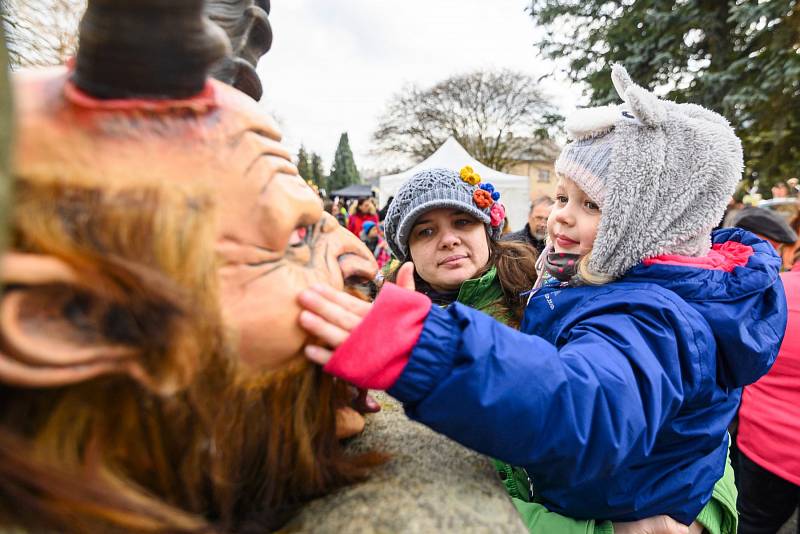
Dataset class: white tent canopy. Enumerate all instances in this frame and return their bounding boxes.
[378,137,530,230]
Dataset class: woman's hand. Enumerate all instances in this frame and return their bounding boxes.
[298,263,416,365]
[613,516,705,534]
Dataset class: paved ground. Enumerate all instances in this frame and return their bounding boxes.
[779,510,797,534]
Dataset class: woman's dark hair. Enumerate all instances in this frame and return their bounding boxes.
[386,228,538,327]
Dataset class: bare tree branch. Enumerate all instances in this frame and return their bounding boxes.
[2,0,86,69]
[372,70,562,172]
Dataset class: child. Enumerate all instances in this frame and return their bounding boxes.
[361,221,392,270]
[297,65,786,525]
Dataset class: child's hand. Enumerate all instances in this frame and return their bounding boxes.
[298,283,372,365]
[298,263,416,365]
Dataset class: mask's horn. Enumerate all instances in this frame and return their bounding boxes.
[206,0,272,100]
[73,0,231,100]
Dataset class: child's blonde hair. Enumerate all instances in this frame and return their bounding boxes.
[577,251,616,285]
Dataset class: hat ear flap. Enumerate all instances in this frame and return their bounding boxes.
[611,64,634,100]
[624,85,667,127]
[564,105,620,140]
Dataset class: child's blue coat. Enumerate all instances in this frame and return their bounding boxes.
[388,228,786,523]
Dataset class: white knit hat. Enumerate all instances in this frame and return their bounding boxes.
[556,65,743,278]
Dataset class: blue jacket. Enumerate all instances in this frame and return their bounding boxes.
[388,228,786,523]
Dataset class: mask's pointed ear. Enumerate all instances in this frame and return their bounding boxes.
[0,252,155,390]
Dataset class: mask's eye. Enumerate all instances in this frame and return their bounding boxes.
[289,225,314,247]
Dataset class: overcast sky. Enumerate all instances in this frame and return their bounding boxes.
[257,0,582,174]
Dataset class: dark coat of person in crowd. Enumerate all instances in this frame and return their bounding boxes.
[502,196,553,254]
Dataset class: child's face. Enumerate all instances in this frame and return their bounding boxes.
[548,176,601,256]
[408,208,490,292]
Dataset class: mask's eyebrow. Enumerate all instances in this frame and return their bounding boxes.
[229,126,295,189]
[228,126,281,146]
[216,238,282,265]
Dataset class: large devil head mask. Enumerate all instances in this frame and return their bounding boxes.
[0,1,380,531]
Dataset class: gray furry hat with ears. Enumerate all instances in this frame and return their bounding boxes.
[555,64,743,278]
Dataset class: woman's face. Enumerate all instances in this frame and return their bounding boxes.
[358,199,374,214]
[547,176,601,256]
[408,208,490,292]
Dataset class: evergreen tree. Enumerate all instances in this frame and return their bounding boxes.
[327,133,361,192]
[529,0,799,194]
[310,153,326,193]
[296,145,313,184]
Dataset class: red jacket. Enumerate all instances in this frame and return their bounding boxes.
[738,262,800,485]
[347,212,378,238]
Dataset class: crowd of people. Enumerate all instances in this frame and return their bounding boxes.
[3,2,799,529]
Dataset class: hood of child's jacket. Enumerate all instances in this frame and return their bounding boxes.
[625,227,787,388]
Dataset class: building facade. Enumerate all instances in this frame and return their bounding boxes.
[506,139,561,202]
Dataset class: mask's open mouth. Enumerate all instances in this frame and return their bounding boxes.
[343,272,378,301]
[338,244,379,300]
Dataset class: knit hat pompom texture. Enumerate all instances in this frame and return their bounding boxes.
[555,64,743,278]
[384,168,500,262]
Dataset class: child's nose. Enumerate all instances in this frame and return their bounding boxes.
[555,207,575,226]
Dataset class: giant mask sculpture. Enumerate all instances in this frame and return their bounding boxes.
[0,1,380,531]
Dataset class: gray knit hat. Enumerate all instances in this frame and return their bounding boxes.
[384,167,506,262]
[556,64,743,278]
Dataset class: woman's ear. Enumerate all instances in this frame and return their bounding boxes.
[0,252,152,389]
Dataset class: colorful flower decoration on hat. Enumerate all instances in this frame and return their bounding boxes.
[490,202,506,228]
[459,165,481,186]
[461,165,504,226]
[479,182,501,202]
[473,188,493,209]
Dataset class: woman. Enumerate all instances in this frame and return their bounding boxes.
[348,197,379,238]
[379,167,734,534]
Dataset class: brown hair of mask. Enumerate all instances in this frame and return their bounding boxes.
[0,179,382,533]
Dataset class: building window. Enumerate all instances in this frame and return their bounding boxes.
[537,169,550,183]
